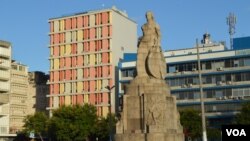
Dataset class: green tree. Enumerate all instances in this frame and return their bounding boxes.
[48,104,98,141]
[235,102,250,124]
[23,112,48,141]
[180,109,202,140]
[92,113,117,141]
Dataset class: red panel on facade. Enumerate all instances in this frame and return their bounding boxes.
[102,39,109,50]
[102,66,108,77]
[72,69,76,80]
[77,95,83,104]
[89,41,95,52]
[90,81,95,92]
[102,92,109,103]
[77,16,83,28]
[50,22,54,32]
[72,57,76,67]
[89,94,95,105]
[102,12,109,24]
[59,70,64,81]
[77,56,83,66]
[65,57,71,68]
[54,33,60,44]
[102,26,108,37]
[72,17,77,29]
[59,58,65,68]
[90,28,96,39]
[50,35,54,45]
[72,43,77,54]
[83,16,89,27]
[54,83,59,94]
[60,96,65,106]
[50,84,54,94]
[102,52,109,63]
[54,46,60,56]
[89,67,95,78]
[54,71,59,81]
[59,33,65,43]
[84,42,89,52]
[66,18,71,30]
[65,70,71,80]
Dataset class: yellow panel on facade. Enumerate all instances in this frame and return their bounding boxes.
[109,53,112,63]
[65,44,71,55]
[103,107,109,117]
[77,30,83,41]
[77,82,83,93]
[72,31,77,42]
[54,59,59,69]
[60,83,64,94]
[72,83,76,93]
[60,45,65,55]
[109,12,112,23]
[65,83,71,93]
[89,14,95,26]
[77,69,83,79]
[77,43,83,53]
[60,20,65,31]
[90,54,95,65]
[54,20,59,32]
[65,96,70,105]
[84,94,89,103]
[98,80,102,90]
[50,47,54,56]
[84,55,89,65]
[50,60,54,69]
[65,32,71,43]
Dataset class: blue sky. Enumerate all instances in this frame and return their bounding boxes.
[0,0,249,72]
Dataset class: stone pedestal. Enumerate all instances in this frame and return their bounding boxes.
[115,78,184,141]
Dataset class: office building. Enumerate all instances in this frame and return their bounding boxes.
[119,34,250,127]
[47,6,137,116]
[0,40,15,140]
[9,61,28,133]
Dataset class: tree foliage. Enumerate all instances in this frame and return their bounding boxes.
[180,109,202,140]
[48,104,98,141]
[235,102,250,125]
[23,112,48,139]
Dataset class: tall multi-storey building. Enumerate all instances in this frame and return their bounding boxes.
[9,61,28,133]
[0,40,14,140]
[47,6,137,116]
[119,34,250,127]
[28,71,49,115]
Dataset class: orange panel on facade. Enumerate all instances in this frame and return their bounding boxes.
[59,33,65,43]
[102,12,109,24]
[89,94,95,105]
[65,57,71,67]
[72,43,77,54]
[84,42,89,52]
[89,41,95,52]
[77,56,83,66]
[54,46,60,56]
[77,16,83,28]
[60,96,65,106]
[89,28,96,39]
[72,57,77,67]
[77,95,83,104]
[102,39,109,50]
[102,92,109,103]
[102,26,108,37]
[50,35,54,45]
[54,83,59,94]
[54,33,60,44]
[72,69,76,80]
[102,52,109,63]
[89,67,95,78]
[90,81,95,92]
[59,71,64,81]
[65,18,71,30]
[54,71,59,81]
[65,70,71,80]
[83,16,89,27]
[50,84,54,94]
[59,58,65,68]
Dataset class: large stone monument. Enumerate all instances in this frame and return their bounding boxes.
[115,12,184,141]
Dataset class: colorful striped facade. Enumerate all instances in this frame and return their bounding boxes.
[47,7,137,116]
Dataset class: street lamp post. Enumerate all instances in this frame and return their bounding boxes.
[105,85,115,141]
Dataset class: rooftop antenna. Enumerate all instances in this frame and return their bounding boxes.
[227,13,237,49]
